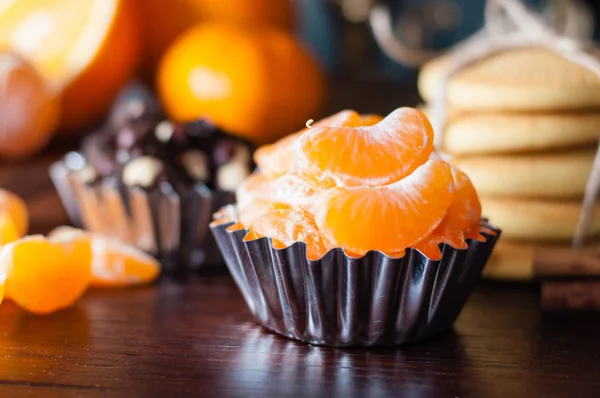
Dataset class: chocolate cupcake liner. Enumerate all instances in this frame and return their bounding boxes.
[211,206,500,347]
[50,159,234,273]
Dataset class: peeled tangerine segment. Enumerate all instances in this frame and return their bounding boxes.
[297,107,434,188]
[0,215,19,246]
[236,173,317,227]
[0,235,92,314]
[237,172,315,208]
[254,110,383,178]
[249,206,330,261]
[315,159,454,256]
[414,165,482,260]
[48,226,160,288]
[0,188,29,237]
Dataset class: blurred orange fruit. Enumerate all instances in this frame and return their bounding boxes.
[0,0,140,133]
[136,0,294,74]
[49,226,160,288]
[0,235,92,314]
[0,52,60,159]
[0,215,19,247]
[158,22,327,144]
[0,189,28,237]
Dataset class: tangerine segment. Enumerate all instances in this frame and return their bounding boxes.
[297,107,434,188]
[413,165,481,260]
[315,159,454,255]
[0,215,19,246]
[48,226,160,288]
[0,52,60,159]
[448,166,482,230]
[254,111,383,179]
[0,189,28,237]
[413,221,467,261]
[1,235,92,314]
[237,172,316,215]
[239,198,292,228]
[249,207,330,261]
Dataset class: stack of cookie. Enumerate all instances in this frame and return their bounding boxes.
[418,48,600,280]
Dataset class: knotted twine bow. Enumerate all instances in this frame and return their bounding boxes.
[376,0,600,249]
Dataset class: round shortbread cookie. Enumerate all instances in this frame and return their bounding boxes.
[481,197,600,241]
[482,240,534,281]
[443,112,600,155]
[451,149,595,199]
[419,48,600,112]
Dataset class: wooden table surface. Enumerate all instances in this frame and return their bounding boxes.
[2,85,600,398]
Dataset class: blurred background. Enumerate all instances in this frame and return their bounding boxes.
[1,0,600,158]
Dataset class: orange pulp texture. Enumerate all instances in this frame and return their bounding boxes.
[0,52,60,160]
[49,226,160,288]
[0,0,140,132]
[158,22,326,144]
[235,107,483,259]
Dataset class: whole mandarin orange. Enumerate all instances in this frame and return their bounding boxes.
[158,22,327,144]
[0,52,60,160]
[136,0,295,75]
[0,0,141,133]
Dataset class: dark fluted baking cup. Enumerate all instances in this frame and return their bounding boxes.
[211,207,500,347]
[49,159,234,274]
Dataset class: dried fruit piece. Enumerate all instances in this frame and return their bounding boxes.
[0,52,60,159]
[48,226,160,288]
[297,108,433,188]
[0,235,92,314]
[0,189,28,237]
[314,159,454,256]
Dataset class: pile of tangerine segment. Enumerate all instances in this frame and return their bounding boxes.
[0,189,160,314]
[236,108,488,260]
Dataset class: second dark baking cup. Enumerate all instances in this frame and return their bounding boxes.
[211,206,500,347]
[50,158,234,274]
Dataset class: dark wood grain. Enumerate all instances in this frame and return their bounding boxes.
[1,84,600,398]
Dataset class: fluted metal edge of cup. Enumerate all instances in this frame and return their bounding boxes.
[49,159,234,273]
[211,207,501,347]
